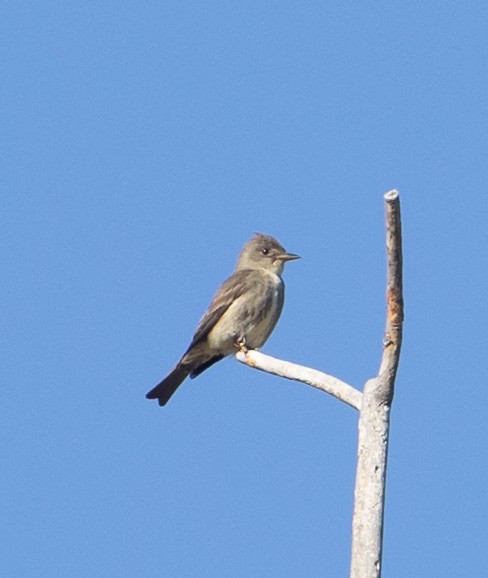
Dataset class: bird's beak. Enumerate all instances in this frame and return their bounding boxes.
[277,252,300,262]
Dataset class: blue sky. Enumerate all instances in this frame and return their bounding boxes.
[2,2,487,576]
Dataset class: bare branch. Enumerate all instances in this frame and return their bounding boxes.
[379,189,404,396]
[232,190,403,577]
[236,350,362,410]
[350,189,404,578]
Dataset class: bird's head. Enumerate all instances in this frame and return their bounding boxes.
[235,233,300,275]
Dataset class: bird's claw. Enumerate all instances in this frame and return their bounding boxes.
[235,337,249,353]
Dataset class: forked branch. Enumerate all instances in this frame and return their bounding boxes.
[236,190,404,578]
[350,189,403,578]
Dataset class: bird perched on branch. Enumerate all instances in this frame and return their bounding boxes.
[146,233,299,406]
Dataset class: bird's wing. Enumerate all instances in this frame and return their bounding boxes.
[186,269,252,349]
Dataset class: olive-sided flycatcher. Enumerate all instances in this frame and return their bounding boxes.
[146,233,299,406]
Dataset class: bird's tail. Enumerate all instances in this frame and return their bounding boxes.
[146,365,189,406]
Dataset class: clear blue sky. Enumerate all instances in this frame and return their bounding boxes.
[3,2,487,576]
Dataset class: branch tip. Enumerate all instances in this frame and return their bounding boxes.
[384,189,399,202]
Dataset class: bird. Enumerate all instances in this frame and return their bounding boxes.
[145,233,299,406]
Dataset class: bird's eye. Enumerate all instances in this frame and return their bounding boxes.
[261,247,269,255]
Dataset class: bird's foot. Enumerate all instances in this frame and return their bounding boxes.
[235,336,249,353]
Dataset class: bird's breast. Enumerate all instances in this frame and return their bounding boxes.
[207,271,283,353]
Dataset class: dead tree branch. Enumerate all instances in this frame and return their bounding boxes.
[236,350,362,410]
[236,190,403,577]
[350,189,403,578]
